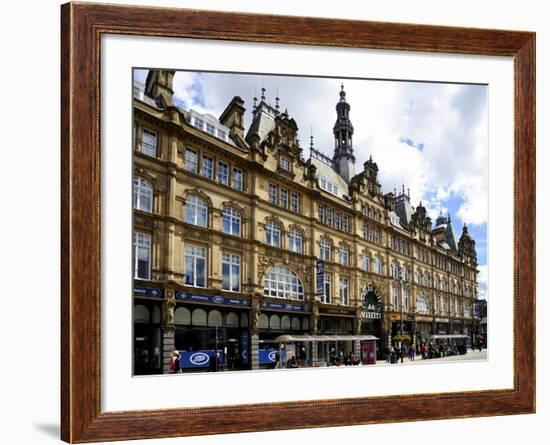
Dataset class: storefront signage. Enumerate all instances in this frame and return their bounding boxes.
[176,292,250,307]
[315,260,324,295]
[260,301,311,312]
[179,350,226,368]
[361,284,382,319]
[416,316,433,322]
[320,308,355,316]
[435,318,449,323]
[258,348,285,365]
[134,286,164,298]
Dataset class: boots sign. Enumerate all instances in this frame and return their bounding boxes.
[362,284,382,319]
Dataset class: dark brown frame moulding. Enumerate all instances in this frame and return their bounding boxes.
[61,2,536,442]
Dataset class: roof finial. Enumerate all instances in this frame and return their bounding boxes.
[407,187,410,199]
[261,87,266,101]
[275,86,280,111]
[448,212,451,222]
[253,86,258,111]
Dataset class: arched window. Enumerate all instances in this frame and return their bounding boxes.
[263,266,304,300]
[416,295,429,314]
[265,221,281,247]
[288,228,303,253]
[339,244,349,266]
[362,254,370,271]
[185,195,208,227]
[133,177,153,212]
[222,207,241,236]
[319,239,331,261]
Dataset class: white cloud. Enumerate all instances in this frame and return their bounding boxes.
[163,70,488,225]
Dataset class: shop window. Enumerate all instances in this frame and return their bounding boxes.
[291,317,301,331]
[133,305,150,323]
[270,315,281,330]
[226,312,239,327]
[174,307,191,325]
[208,310,223,327]
[191,308,207,326]
[281,315,291,330]
[258,314,269,329]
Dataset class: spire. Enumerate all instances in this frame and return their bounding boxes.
[333,83,355,182]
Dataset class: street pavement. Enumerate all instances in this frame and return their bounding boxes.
[376,348,487,366]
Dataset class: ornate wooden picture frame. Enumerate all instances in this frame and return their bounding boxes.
[61,2,535,442]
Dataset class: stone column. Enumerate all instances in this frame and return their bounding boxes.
[162,288,176,373]
[250,297,260,370]
[311,303,319,365]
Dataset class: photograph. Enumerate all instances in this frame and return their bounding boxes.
[132,69,488,376]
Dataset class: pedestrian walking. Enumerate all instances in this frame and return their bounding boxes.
[170,348,181,374]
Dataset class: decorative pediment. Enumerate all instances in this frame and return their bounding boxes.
[182,188,213,207]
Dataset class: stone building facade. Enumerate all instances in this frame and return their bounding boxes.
[132,70,480,374]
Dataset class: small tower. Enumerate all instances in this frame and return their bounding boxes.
[333,84,356,182]
[144,70,175,108]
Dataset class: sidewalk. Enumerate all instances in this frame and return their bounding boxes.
[375,348,487,366]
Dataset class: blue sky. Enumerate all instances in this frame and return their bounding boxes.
[135,69,488,299]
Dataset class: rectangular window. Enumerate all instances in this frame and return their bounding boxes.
[393,287,399,309]
[185,148,198,173]
[290,193,300,213]
[206,122,216,135]
[217,129,227,140]
[339,247,349,266]
[280,157,291,171]
[279,188,288,208]
[326,208,334,226]
[232,168,244,191]
[141,128,157,157]
[184,244,206,287]
[193,117,204,130]
[268,183,278,204]
[202,156,214,179]
[342,214,350,232]
[133,232,151,280]
[335,212,341,230]
[340,278,349,306]
[217,161,229,185]
[323,274,332,304]
[222,253,240,292]
[318,204,325,223]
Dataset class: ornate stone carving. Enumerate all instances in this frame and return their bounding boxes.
[164,289,176,327]
[257,256,275,282]
[311,305,319,334]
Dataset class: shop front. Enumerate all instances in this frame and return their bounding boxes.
[174,292,251,371]
[257,300,311,368]
[360,284,384,359]
[317,307,356,365]
[435,318,450,335]
[391,313,414,347]
[133,285,165,375]
[415,315,434,345]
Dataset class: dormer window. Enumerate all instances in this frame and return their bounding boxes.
[206,122,216,136]
[193,117,204,130]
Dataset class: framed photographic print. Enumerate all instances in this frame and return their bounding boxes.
[61,2,535,443]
